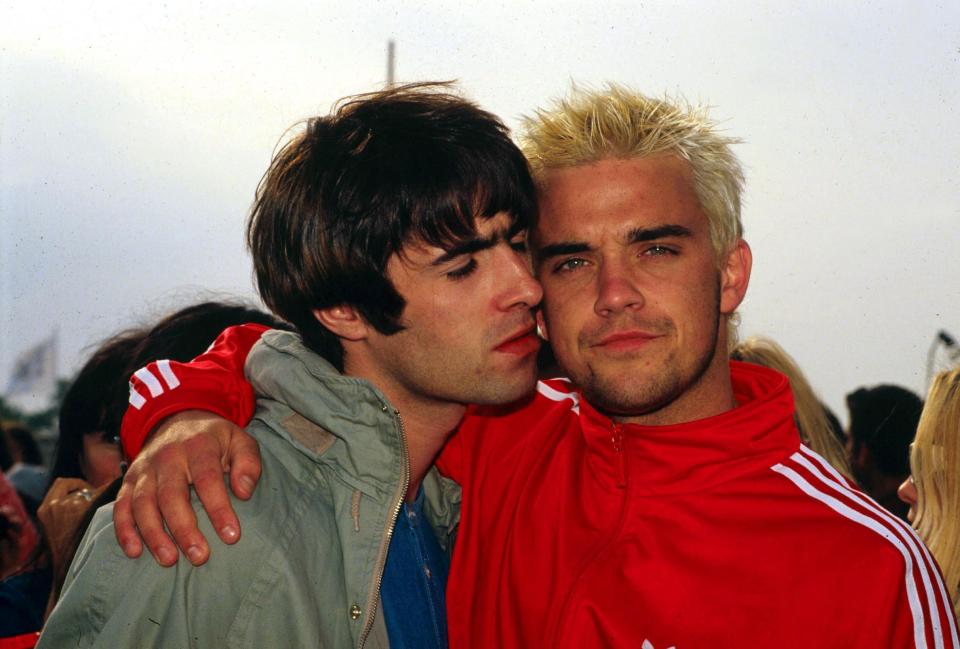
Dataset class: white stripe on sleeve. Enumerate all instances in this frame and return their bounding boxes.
[133,367,165,398]
[771,460,928,649]
[156,359,181,390]
[796,446,959,647]
[536,380,580,414]
[128,383,147,410]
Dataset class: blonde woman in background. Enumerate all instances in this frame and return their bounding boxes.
[731,335,853,480]
[898,367,960,618]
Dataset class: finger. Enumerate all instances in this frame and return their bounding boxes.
[188,447,240,546]
[227,425,262,501]
[113,480,144,558]
[156,472,209,566]
[131,476,180,567]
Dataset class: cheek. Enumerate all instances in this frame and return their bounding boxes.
[85,443,122,480]
[539,303,585,369]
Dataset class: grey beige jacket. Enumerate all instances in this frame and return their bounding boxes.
[39,330,462,649]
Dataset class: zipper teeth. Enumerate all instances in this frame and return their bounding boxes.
[612,423,623,452]
[612,423,627,488]
[358,409,409,649]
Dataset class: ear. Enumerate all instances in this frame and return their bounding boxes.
[535,309,550,341]
[312,306,370,342]
[719,239,752,315]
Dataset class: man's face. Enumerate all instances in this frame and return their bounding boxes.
[533,155,750,425]
[365,212,543,408]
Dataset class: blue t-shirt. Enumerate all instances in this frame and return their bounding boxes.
[379,487,449,649]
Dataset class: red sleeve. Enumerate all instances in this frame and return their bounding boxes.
[119,323,268,460]
[0,633,39,649]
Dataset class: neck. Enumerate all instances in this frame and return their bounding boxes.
[613,347,736,427]
[343,355,465,502]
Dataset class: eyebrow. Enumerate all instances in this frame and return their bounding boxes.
[626,224,693,243]
[536,241,591,260]
[536,224,692,261]
[431,231,502,265]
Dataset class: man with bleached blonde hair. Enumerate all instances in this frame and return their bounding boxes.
[522,84,745,263]
[108,84,958,648]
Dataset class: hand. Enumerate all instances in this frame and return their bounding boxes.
[112,410,262,566]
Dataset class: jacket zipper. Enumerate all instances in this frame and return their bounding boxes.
[612,422,627,488]
[547,421,629,645]
[357,408,410,649]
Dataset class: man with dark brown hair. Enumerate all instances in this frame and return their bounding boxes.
[39,83,541,649]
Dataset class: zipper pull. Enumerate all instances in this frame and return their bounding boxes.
[611,423,627,488]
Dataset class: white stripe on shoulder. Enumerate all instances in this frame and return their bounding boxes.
[156,359,181,390]
[796,446,959,647]
[772,457,928,649]
[128,383,146,410]
[536,380,580,414]
[133,367,164,398]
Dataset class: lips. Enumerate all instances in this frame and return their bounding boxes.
[494,326,541,355]
[592,330,659,352]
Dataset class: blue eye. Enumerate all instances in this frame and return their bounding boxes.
[644,245,677,256]
[447,259,477,280]
[554,258,587,273]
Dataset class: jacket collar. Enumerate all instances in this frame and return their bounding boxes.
[246,329,408,498]
[578,361,801,495]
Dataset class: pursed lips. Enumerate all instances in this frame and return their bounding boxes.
[494,324,540,354]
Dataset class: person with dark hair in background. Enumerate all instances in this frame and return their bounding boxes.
[40,83,540,649]
[38,301,284,613]
[846,384,924,520]
[0,301,282,643]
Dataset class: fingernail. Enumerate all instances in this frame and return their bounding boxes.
[186,545,205,564]
[157,547,177,565]
[122,541,139,557]
[239,477,255,494]
[220,525,239,542]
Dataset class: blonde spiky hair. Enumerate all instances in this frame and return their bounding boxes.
[519,83,745,262]
[911,367,960,618]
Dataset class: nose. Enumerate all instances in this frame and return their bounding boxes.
[594,260,644,316]
[897,476,917,506]
[497,247,543,311]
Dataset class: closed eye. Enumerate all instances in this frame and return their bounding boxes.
[446,258,477,280]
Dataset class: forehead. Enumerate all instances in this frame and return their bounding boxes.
[397,211,520,268]
[534,156,706,243]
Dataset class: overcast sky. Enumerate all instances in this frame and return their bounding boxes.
[2,0,958,421]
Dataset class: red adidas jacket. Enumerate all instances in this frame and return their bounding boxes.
[122,325,959,648]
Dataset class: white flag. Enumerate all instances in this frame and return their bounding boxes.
[5,333,58,409]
